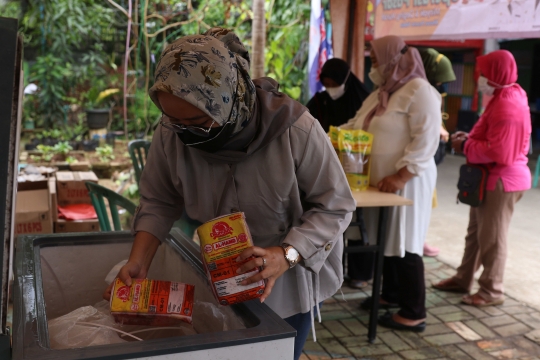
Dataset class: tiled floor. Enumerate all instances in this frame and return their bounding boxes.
[301,256,540,360]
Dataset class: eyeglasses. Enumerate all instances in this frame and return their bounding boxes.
[160,70,241,138]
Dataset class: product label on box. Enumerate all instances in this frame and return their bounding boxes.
[110,278,195,326]
[197,212,265,306]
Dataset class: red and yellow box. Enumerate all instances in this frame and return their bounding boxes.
[110,278,195,326]
[197,212,265,306]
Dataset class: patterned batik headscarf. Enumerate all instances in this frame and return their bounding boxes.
[149,28,256,135]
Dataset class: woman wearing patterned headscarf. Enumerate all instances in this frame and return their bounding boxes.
[343,35,441,332]
[104,28,355,360]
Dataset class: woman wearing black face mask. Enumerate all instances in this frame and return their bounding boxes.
[103,28,356,360]
[306,58,370,132]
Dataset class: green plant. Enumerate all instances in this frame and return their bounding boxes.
[53,141,73,156]
[85,87,120,109]
[66,156,78,164]
[96,145,115,163]
[122,183,140,201]
[36,145,55,162]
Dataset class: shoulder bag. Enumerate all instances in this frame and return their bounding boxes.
[457,163,489,207]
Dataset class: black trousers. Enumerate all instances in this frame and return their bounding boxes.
[381,252,426,320]
[347,239,375,281]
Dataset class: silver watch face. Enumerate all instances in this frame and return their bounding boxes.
[286,247,300,262]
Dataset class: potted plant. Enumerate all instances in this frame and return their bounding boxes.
[84,86,119,130]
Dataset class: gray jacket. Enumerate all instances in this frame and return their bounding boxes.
[133,111,356,320]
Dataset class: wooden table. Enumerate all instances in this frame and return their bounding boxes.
[347,187,413,343]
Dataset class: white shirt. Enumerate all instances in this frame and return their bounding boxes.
[343,78,441,257]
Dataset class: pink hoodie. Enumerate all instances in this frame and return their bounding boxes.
[464,50,531,192]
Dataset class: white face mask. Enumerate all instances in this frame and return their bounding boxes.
[477,76,495,96]
[368,67,384,86]
[477,75,515,96]
[326,84,346,100]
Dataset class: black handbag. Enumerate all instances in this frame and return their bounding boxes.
[434,140,446,165]
[457,163,489,207]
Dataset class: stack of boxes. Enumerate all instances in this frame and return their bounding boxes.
[15,170,101,235]
[54,171,100,233]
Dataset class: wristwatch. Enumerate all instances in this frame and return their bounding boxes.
[281,243,300,269]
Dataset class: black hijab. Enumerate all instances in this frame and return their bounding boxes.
[306,58,370,132]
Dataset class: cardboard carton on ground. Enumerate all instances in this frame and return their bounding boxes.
[15,184,53,236]
[56,171,98,206]
[55,219,100,233]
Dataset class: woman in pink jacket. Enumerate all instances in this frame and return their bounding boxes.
[433,50,531,307]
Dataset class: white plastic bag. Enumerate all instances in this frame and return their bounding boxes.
[192,301,245,333]
[48,302,127,349]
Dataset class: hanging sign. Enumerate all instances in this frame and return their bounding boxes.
[374,0,540,40]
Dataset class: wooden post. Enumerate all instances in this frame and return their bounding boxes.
[252,0,266,79]
[330,0,367,81]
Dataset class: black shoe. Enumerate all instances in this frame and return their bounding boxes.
[378,312,426,332]
[360,296,400,311]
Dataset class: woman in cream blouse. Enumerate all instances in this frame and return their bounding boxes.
[343,35,440,332]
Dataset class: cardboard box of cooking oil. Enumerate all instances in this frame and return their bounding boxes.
[197,212,265,306]
[55,171,98,206]
[110,278,195,326]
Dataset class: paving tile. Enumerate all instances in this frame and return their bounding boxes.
[307,329,334,340]
[445,321,482,341]
[323,321,353,338]
[464,319,498,339]
[419,323,454,336]
[304,352,333,360]
[334,292,366,301]
[348,344,394,357]
[502,306,534,315]
[499,299,522,307]
[318,338,352,358]
[378,331,412,351]
[399,347,445,359]
[423,333,466,346]
[339,335,382,347]
[438,344,474,359]
[480,314,517,327]
[435,311,474,322]
[299,353,311,360]
[457,343,498,360]
[488,348,530,359]
[476,339,514,352]
[340,318,368,336]
[426,293,448,306]
[321,311,355,321]
[510,337,540,356]
[396,331,431,348]
[493,322,532,337]
[429,305,462,315]
[459,304,489,318]
[526,329,540,344]
[481,306,506,317]
[425,313,442,325]
[321,303,347,312]
[379,355,405,360]
[514,314,540,330]
[303,339,330,353]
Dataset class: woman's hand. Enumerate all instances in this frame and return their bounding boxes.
[451,137,466,154]
[440,126,450,142]
[235,246,291,303]
[378,167,414,193]
[451,131,468,141]
[103,261,147,300]
[102,231,161,301]
[378,174,406,193]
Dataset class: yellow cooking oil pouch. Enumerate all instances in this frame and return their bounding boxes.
[329,126,340,153]
[337,129,373,191]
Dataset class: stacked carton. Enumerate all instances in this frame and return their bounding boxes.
[54,171,100,232]
[15,170,101,235]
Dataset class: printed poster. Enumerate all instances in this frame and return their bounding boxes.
[374,0,540,40]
